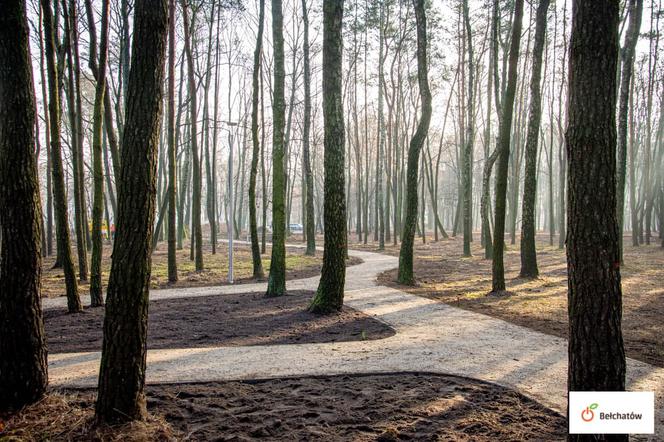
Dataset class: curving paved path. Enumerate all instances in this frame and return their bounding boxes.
[43,245,664,438]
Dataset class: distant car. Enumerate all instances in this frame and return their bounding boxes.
[289,223,304,234]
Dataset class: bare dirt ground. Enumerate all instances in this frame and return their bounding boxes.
[1,373,566,441]
[350,232,664,367]
[44,290,394,353]
[41,242,360,298]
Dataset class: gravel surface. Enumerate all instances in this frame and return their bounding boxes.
[45,243,664,439]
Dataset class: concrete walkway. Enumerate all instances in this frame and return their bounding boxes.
[44,245,664,438]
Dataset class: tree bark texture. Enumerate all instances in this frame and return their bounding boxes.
[302,0,316,257]
[519,0,550,278]
[41,0,82,312]
[397,0,432,285]
[565,1,626,440]
[89,0,110,306]
[310,0,346,313]
[492,0,524,293]
[95,0,168,423]
[461,0,474,257]
[249,0,266,278]
[616,0,643,260]
[181,0,204,272]
[377,2,386,250]
[63,2,88,282]
[266,0,287,297]
[167,0,178,282]
[0,0,48,411]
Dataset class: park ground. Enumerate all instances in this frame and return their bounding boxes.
[40,241,360,297]
[3,232,662,440]
[367,232,664,367]
[2,373,565,441]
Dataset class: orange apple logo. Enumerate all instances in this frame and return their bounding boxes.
[581,403,598,422]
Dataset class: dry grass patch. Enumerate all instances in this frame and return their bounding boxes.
[41,242,360,298]
[0,392,178,441]
[364,233,664,367]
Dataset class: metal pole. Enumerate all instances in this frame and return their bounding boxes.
[228,130,234,283]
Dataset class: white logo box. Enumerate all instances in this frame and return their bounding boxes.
[569,391,655,434]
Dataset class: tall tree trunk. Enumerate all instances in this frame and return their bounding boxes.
[266,0,287,297]
[260,63,268,254]
[491,0,524,293]
[377,1,386,250]
[102,120,117,220]
[548,130,555,246]
[628,78,640,247]
[210,7,221,254]
[548,10,560,249]
[41,0,81,313]
[654,93,664,248]
[86,0,110,307]
[181,0,203,272]
[397,0,432,285]
[363,0,370,244]
[481,148,499,259]
[385,105,392,245]
[481,2,495,258]
[72,0,91,253]
[83,0,120,180]
[63,2,88,281]
[420,157,426,242]
[166,0,177,282]
[250,0,265,275]
[118,0,130,120]
[178,117,191,250]
[519,0,550,278]
[352,2,362,244]
[508,22,530,247]
[202,3,217,254]
[103,86,121,178]
[424,140,448,240]
[37,5,54,256]
[557,0,568,250]
[302,0,316,256]
[95,0,168,423]
[566,3,626,441]
[558,134,567,249]
[35,100,47,257]
[481,0,502,259]
[461,0,474,257]
[310,0,345,313]
[176,58,188,250]
[235,119,248,239]
[617,0,644,259]
[643,1,660,245]
[0,0,48,411]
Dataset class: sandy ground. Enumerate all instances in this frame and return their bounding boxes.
[43,245,664,440]
[44,290,394,353]
[363,232,664,367]
[366,235,664,367]
[0,373,567,441]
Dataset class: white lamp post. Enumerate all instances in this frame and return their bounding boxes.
[223,120,238,284]
[225,122,236,283]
